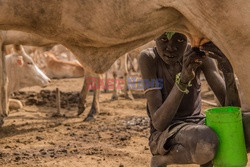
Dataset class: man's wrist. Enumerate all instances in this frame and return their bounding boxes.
[176,82,188,92]
[175,73,192,94]
[180,74,190,84]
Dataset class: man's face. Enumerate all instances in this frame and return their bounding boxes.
[156,32,187,64]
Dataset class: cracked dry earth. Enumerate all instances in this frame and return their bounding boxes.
[0,78,250,167]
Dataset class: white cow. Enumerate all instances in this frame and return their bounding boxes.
[6,45,50,94]
[0,45,50,125]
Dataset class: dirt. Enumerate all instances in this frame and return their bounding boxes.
[0,78,249,167]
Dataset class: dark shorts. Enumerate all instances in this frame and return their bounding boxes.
[149,118,206,155]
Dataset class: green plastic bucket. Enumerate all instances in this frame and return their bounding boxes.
[205,107,247,167]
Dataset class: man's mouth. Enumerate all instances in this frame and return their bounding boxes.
[164,53,177,58]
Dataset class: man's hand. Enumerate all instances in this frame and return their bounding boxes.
[201,42,233,73]
[180,48,203,83]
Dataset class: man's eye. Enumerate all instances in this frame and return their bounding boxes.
[177,39,184,42]
[161,38,168,42]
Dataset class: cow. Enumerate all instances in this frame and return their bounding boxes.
[6,45,50,94]
[4,45,50,121]
[18,45,99,119]
[0,1,248,111]
[108,41,156,100]
[40,52,85,79]
[0,1,249,121]
[0,30,55,125]
[49,44,78,62]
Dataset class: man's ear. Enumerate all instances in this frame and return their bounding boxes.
[16,56,24,67]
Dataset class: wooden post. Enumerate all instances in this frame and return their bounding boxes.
[56,88,61,115]
[0,38,8,119]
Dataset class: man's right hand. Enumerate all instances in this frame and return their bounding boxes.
[180,48,203,84]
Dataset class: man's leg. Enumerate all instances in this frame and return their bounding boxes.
[151,124,218,167]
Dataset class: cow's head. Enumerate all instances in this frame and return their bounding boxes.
[15,46,51,88]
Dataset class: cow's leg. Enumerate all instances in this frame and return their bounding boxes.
[123,71,134,100]
[103,72,109,93]
[84,77,100,121]
[0,35,8,127]
[78,76,89,115]
[111,71,119,100]
[242,112,250,152]
[123,53,134,100]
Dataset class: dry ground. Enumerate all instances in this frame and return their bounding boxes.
[0,78,249,167]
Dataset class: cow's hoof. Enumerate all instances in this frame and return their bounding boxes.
[0,117,4,127]
[77,108,85,116]
[84,116,95,122]
[111,95,118,100]
[103,89,109,93]
[125,94,134,100]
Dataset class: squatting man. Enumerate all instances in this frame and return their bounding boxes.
[139,32,250,167]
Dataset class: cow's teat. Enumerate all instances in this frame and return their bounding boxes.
[191,36,210,47]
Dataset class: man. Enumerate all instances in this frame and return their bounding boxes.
[139,32,229,167]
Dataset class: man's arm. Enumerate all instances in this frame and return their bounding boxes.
[139,52,189,131]
[201,57,226,106]
[139,53,185,131]
[201,42,241,106]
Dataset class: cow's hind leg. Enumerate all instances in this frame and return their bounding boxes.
[111,71,119,100]
[84,88,100,121]
[78,76,89,115]
[123,53,134,100]
[124,71,134,100]
[0,116,4,127]
[242,111,250,152]
[103,72,109,93]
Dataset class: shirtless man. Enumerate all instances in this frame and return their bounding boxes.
[139,32,230,167]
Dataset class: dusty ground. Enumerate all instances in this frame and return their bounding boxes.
[0,78,249,167]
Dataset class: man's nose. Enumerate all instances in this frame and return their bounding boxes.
[166,44,177,52]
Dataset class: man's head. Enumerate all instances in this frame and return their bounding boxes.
[155,32,187,64]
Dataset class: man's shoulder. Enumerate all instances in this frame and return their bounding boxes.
[139,48,157,65]
[140,48,157,59]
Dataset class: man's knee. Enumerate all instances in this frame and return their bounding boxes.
[191,126,219,164]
